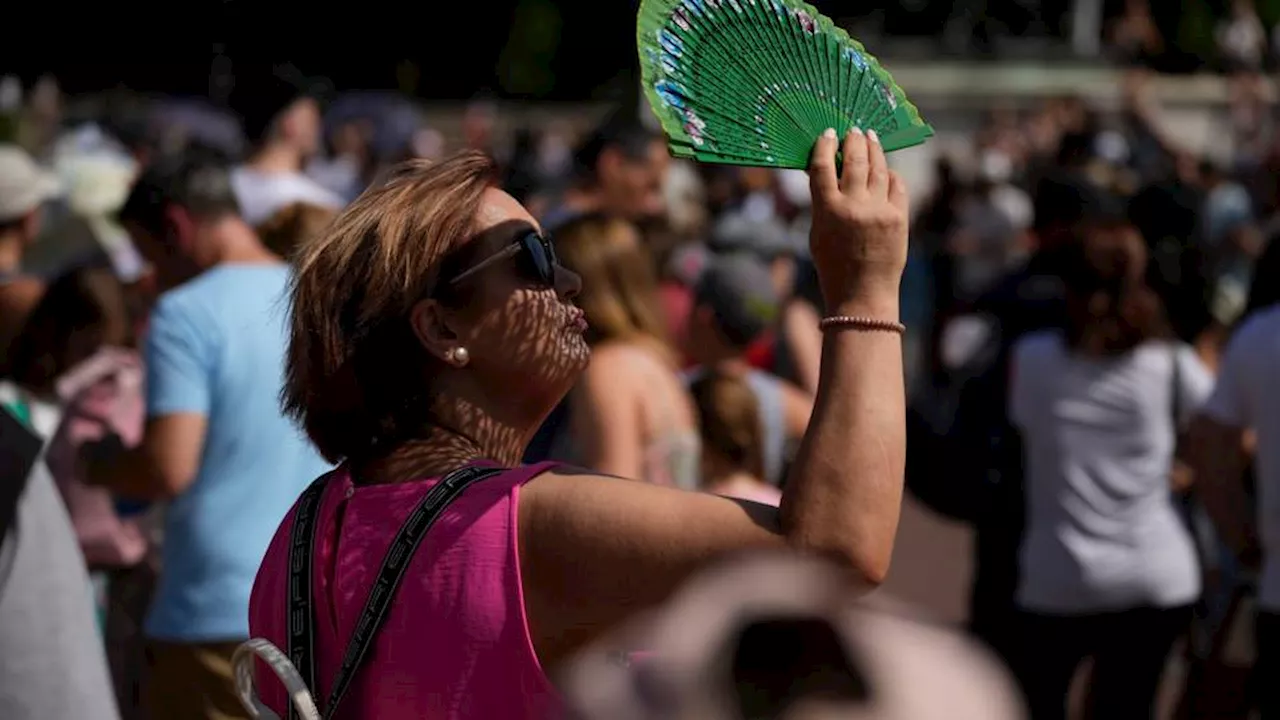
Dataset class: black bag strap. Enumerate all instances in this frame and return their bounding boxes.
[286,464,506,720]
[1170,342,1185,431]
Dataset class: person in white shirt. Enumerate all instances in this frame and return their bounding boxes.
[228,75,343,227]
[0,408,120,720]
[1189,302,1280,718]
[1008,219,1211,720]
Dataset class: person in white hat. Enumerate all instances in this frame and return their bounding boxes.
[0,143,63,355]
[559,552,1026,720]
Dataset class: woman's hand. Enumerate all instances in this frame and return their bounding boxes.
[807,128,909,318]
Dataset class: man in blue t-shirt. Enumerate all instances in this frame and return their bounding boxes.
[90,152,331,719]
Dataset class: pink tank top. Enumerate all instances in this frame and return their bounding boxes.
[248,461,562,720]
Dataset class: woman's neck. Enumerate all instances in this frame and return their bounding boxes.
[354,408,531,486]
[248,143,303,174]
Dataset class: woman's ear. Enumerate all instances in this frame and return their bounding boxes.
[409,298,463,365]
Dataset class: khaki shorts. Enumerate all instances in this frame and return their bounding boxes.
[144,640,248,720]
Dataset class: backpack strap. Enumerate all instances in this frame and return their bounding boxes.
[285,464,506,720]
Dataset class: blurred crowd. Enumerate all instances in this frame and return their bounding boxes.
[1,51,1280,720]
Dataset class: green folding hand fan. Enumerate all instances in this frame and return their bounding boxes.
[638,0,933,168]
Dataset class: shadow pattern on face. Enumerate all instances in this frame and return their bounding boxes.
[353,218,590,485]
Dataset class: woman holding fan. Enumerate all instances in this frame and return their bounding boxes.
[245,128,909,719]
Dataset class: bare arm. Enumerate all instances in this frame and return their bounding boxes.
[1186,414,1255,555]
[521,129,908,668]
[570,349,644,480]
[85,413,207,500]
[89,293,212,501]
[781,299,823,394]
[779,376,815,439]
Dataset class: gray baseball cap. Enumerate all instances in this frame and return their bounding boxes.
[0,145,63,222]
[695,252,780,348]
[708,211,803,259]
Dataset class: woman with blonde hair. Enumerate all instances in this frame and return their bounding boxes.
[245,129,910,720]
[552,212,699,489]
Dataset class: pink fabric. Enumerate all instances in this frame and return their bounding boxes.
[707,478,783,507]
[43,347,148,568]
[658,282,696,369]
[249,462,563,720]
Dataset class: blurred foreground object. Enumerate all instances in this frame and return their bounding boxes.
[560,553,1025,720]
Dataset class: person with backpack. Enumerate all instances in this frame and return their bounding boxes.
[907,174,1119,663]
[1008,218,1209,719]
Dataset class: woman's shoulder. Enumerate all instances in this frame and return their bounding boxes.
[589,340,679,379]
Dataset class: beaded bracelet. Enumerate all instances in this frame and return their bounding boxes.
[818,315,907,335]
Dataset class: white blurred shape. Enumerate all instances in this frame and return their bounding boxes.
[940,314,996,370]
[778,168,812,207]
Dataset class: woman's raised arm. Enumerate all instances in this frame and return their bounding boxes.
[519,128,909,668]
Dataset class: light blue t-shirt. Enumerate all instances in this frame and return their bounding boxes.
[143,264,330,641]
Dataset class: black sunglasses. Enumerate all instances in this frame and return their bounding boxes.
[447,229,559,288]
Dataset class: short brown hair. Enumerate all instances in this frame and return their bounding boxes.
[690,369,765,480]
[256,202,338,259]
[283,151,498,463]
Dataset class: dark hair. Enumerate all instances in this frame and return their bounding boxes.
[255,202,338,259]
[0,215,26,235]
[1061,220,1170,355]
[1056,130,1095,168]
[1032,173,1124,241]
[1244,232,1280,317]
[3,267,132,395]
[283,151,499,464]
[229,66,329,147]
[792,256,824,313]
[118,150,240,238]
[572,111,660,181]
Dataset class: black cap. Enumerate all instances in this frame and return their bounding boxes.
[708,212,803,259]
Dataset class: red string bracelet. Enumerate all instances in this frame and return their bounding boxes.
[818,316,906,335]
